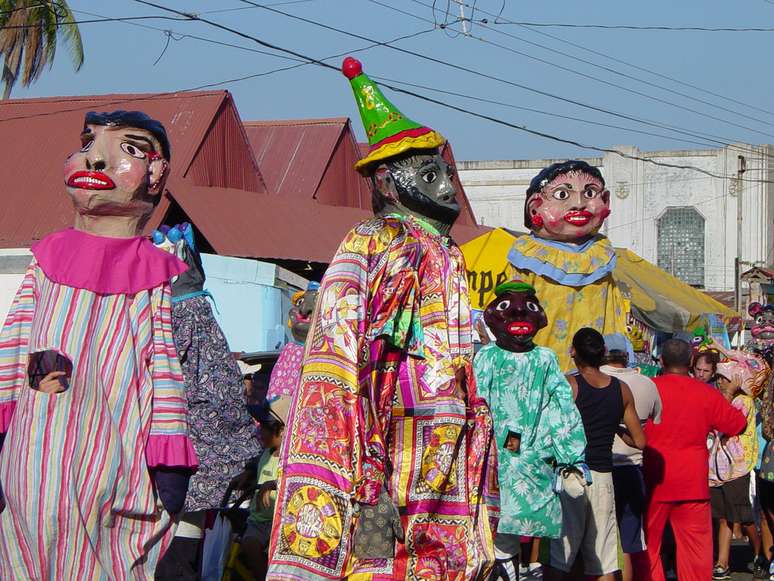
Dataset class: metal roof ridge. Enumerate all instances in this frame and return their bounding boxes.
[242,117,350,127]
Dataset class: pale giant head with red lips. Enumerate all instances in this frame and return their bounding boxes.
[64,111,171,237]
[524,160,610,243]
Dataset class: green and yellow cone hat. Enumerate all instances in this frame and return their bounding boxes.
[342,56,446,175]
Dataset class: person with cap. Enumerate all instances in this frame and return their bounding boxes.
[599,333,662,581]
[267,281,320,401]
[642,339,746,581]
[0,111,198,579]
[474,280,586,581]
[241,396,290,580]
[266,57,498,580]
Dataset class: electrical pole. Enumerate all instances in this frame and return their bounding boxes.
[735,154,747,340]
[453,0,469,34]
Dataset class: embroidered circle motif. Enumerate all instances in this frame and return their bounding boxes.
[283,485,342,557]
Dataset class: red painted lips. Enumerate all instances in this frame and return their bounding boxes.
[66,171,116,190]
[507,321,535,336]
[563,210,594,226]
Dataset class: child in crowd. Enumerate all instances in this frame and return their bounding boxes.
[710,363,764,579]
[241,396,289,580]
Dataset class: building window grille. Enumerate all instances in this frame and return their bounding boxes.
[657,207,705,287]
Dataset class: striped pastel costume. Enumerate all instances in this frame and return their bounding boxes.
[0,228,198,580]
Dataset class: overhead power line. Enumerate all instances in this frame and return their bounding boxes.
[378,0,774,164]
[488,22,774,32]
[0,15,192,29]
[127,0,774,184]
[401,0,774,139]
[445,0,774,120]
[239,0,765,149]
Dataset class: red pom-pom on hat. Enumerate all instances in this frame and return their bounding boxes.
[342,56,363,80]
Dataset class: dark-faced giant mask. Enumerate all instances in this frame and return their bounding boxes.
[483,281,548,353]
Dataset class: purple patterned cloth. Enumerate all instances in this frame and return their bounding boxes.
[171,295,261,511]
[267,342,304,400]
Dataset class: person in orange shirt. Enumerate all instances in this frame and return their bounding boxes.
[642,339,746,581]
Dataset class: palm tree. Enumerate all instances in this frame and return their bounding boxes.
[0,0,83,99]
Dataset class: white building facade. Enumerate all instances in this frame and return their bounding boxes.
[459,144,774,292]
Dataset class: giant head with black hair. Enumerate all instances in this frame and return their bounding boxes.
[571,327,606,368]
[64,110,172,237]
[524,160,610,243]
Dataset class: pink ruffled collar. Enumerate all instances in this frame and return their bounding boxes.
[31,228,188,295]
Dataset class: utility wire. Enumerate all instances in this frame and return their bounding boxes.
[72,7,308,63]
[239,0,761,149]
[199,0,316,14]
[376,0,774,164]
[0,15,192,29]
[402,0,774,138]
[129,0,774,184]
[373,75,723,150]
[447,0,774,120]
[488,22,774,32]
[0,24,434,120]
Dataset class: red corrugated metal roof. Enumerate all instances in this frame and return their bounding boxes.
[169,185,488,264]
[244,118,371,207]
[0,90,264,247]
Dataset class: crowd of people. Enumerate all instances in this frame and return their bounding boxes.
[1,54,773,581]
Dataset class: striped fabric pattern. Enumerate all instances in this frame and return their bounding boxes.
[0,261,194,580]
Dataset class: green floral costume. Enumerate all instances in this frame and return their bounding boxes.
[474,344,586,538]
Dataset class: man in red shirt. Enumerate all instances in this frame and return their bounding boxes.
[643,339,746,581]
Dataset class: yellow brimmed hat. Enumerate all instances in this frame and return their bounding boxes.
[342,56,446,175]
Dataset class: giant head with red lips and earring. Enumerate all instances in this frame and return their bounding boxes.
[524,160,610,243]
[483,280,547,353]
[288,281,321,344]
[64,111,171,237]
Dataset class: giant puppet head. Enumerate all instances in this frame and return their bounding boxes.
[64,110,171,236]
[524,160,610,243]
[749,302,774,349]
[343,57,460,229]
[711,338,770,398]
[288,281,320,344]
[483,280,547,353]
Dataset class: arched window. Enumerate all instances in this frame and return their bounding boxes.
[657,207,705,287]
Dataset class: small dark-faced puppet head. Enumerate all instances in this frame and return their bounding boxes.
[483,280,547,353]
[371,149,460,227]
[64,110,171,233]
[288,281,320,343]
[750,302,774,345]
[524,160,610,243]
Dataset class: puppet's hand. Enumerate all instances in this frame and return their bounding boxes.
[151,468,191,515]
[0,481,5,514]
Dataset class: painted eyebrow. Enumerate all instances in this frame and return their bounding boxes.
[123,134,156,149]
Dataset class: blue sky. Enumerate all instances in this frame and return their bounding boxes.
[11,0,774,160]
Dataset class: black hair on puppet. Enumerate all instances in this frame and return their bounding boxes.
[523,160,605,229]
[85,111,171,161]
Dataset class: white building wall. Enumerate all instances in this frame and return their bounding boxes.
[459,144,773,292]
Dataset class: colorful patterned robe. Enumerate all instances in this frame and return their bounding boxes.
[508,235,628,371]
[267,215,498,580]
[474,345,586,538]
[0,229,198,580]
